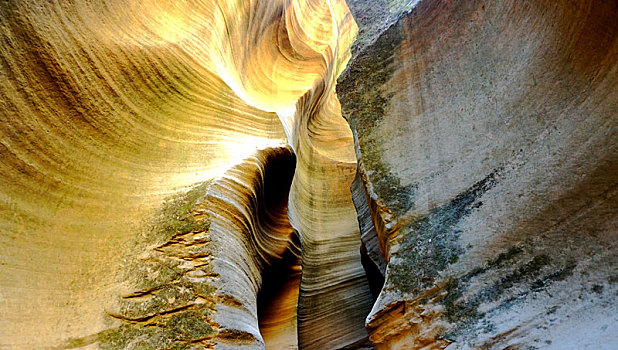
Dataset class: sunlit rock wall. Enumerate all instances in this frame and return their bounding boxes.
[2,0,616,348]
[0,0,371,348]
[339,0,617,348]
[91,147,296,349]
[0,2,284,348]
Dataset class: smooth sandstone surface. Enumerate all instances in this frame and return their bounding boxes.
[0,0,616,349]
[339,0,617,348]
[0,0,370,348]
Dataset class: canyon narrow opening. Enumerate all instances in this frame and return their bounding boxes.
[252,146,377,349]
[257,232,302,349]
[252,147,302,349]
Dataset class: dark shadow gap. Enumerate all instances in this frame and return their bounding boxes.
[258,234,302,349]
[255,148,301,349]
[360,243,385,301]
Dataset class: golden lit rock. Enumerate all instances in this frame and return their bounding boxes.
[1,0,616,349]
[0,0,369,348]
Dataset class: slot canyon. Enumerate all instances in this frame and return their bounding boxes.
[0,0,616,349]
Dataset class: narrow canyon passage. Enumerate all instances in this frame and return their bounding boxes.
[257,237,302,349]
[1,0,616,349]
[1,0,373,348]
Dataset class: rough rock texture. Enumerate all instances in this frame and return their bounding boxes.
[346,0,420,59]
[92,147,297,349]
[339,0,618,348]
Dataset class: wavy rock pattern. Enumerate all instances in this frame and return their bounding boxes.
[2,0,617,349]
[207,147,297,349]
[0,0,372,348]
[340,0,617,348]
[95,147,296,349]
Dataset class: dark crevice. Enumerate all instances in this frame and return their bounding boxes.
[360,243,385,301]
[253,148,303,348]
[257,233,302,319]
[257,237,302,346]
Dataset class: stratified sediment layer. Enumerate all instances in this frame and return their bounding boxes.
[3,0,616,349]
[0,0,372,348]
[291,82,373,349]
[0,1,287,346]
[207,147,297,349]
[98,147,297,349]
[339,0,617,348]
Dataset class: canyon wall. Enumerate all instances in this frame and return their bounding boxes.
[0,0,369,348]
[0,0,616,349]
[340,0,617,348]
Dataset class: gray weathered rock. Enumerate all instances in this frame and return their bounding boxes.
[339,0,618,348]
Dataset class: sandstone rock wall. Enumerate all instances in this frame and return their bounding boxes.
[0,0,616,348]
[339,0,618,348]
[0,0,371,348]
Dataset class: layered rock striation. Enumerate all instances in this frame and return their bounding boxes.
[0,0,616,349]
[98,147,299,349]
[1,0,371,348]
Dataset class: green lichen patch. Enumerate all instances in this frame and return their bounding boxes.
[100,273,217,348]
[338,13,406,131]
[165,309,216,341]
[389,168,502,292]
[151,182,212,242]
[116,280,215,322]
[60,332,101,349]
[131,258,185,292]
[100,181,218,349]
[98,308,216,350]
[337,17,416,216]
[361,136,417,216]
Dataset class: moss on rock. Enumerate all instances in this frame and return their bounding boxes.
[99,181,218,349]
[338,17,416,217]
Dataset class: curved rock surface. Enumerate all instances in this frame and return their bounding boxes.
[0,0,370,348]
[339,0,617,348]
[93,147,296,349]
[0,0,616,349]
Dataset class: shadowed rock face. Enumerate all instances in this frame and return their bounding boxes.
[0,0,616,349]
[339,0,617,348]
